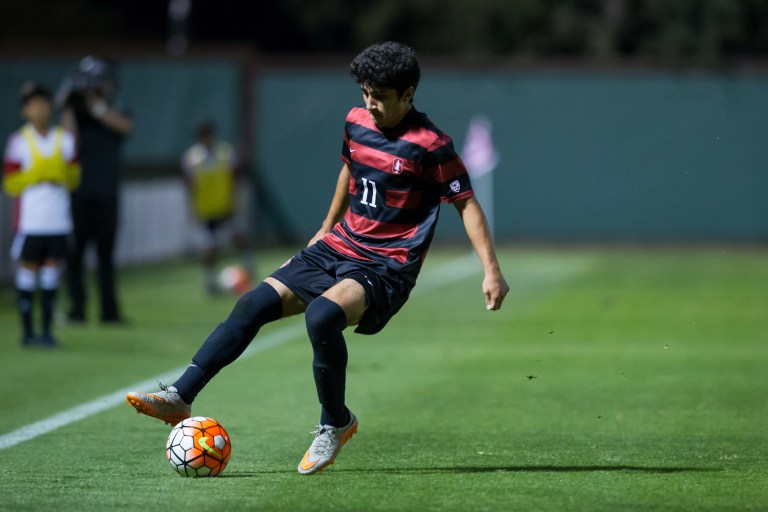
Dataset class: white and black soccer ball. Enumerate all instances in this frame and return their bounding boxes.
[217,265,251,295]
[166,416,231,477]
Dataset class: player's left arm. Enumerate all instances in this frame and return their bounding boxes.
[62,131,81,191]
[453,195,509,311]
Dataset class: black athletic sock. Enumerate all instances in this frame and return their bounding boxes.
[18,289,34,339]
[173,282,283,403]
[305,296,350,427]
[41,289,56,336]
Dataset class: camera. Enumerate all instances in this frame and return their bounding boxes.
[56,56,115,115]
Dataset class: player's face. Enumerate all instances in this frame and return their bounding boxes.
[361,84,414,129]
[22,97,52,127]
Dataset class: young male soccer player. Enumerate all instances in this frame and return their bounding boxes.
[127,42,509,474]
[3,82,80,347]
[181,121,254,295]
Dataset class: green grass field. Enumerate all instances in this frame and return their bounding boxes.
[1,247,767,511]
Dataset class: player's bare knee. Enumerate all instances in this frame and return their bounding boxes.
[321,279,366,326]
[263,277,306,317]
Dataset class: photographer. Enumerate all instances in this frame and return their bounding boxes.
[58,55,133,324]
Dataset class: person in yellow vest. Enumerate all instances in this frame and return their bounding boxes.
[2,82,80,347]
[181,121,253,295]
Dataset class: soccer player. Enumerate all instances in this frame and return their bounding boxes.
[3,82,80,347]
[181,121,254,295]
[126,42,509,474]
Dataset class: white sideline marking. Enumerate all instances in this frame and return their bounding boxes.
[0,253,484,451]
[0,323,306,451]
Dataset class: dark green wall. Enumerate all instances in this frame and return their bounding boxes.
[2,57,766,241]
[256,70,768,242]
[0,57,239,163]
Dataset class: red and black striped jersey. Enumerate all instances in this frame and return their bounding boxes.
[321,106,474,286]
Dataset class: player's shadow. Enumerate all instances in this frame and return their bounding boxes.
[225,464,718,477]
[336,464,718,475]
[356,465,713,474]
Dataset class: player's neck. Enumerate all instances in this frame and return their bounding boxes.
[28,121,50,137]
[380,105,413,132]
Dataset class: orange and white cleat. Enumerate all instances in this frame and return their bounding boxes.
[126,383,191,426]
[297,412,358,475]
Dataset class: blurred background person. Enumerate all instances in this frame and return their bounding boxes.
[181,121,254,296]
[3,82,80,347]
[58,56,133,324]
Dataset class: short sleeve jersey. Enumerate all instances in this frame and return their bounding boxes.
[321,106,474,287]
[3,124,77,234]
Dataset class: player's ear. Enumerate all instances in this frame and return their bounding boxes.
[400,87,414,104]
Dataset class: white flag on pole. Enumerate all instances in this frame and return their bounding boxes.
[461,115,499,179]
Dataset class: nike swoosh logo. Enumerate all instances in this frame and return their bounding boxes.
[299,450,318,471]
[349,149,356,152]
[199,436,223,460]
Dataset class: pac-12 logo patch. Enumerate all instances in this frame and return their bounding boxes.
[450,180,461,193]
[392,158,404,174]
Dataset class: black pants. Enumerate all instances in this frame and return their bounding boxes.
[67,195,120,321]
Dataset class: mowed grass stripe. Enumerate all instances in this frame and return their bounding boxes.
[2,251,587,450]
[2,248,767,512]
[0,321,306,450]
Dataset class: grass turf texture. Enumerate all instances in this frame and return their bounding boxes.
[0,247,766,511]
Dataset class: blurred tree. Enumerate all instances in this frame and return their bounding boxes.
[0,0,165,43]
[618,0,768,60]
[1,0,766,61]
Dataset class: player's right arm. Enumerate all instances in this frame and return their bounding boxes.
[3,134,40,197]
[307,163,351,247]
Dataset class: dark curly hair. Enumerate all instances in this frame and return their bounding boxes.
[350,42,420,100]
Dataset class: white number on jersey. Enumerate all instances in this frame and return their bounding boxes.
[360,178,378,208]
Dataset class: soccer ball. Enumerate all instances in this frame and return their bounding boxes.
[166,416,232,477]
[217,265,252,296]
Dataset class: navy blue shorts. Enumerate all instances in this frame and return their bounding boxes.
[270,241,412,335]
[12,234,68,264]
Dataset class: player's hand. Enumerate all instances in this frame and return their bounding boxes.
[26,167,44,184]
[307,228,330,247]
[483,269,509,311]
[36,166,61,184]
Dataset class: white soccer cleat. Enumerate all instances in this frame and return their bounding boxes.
[125,382,191,426]
[297,412,358,475]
